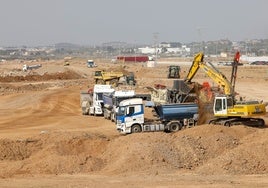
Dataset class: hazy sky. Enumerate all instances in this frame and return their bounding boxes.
[0,0,267,46]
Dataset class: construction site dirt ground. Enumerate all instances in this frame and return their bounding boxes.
[0,59,268,187]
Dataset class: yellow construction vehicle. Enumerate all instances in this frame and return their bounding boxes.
[94,70,136,87]
[185,52,266,127]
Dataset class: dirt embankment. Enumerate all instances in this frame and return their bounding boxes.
[0,124,267,178]
[0,70,87,94]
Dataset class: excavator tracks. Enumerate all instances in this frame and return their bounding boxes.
[209,117,265,127]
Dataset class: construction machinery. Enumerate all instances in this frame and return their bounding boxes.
[185,52,266,127]
[167,65,180,78]
[80,84,115,116]
[87,60,97,68]
[103,90,151,122]
[116,98,198,134]
[64,57,71,66]
[94,70,136,87]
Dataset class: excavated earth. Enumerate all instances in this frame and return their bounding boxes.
[0,59,268,187]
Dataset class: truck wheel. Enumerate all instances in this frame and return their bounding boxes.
[93,109,97,116]
[131,124,142,133]
[82,111,88,115]
[170,123,179,132]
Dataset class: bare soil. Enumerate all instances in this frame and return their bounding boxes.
[0,59,268,187]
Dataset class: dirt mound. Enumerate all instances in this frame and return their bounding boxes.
[0,80,86,95]
[0,69,87,95]
[101,126,256,174]
[0,132,110,178]
[1,125,267,178]
[196,127,268,175]
[0,70,82,82]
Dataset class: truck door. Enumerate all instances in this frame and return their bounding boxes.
[125,105,143,126]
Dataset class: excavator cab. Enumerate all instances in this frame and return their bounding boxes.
[213,95,234,116]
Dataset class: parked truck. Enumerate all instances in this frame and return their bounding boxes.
[80,84,115,116]
[22,64,42,72]
[116,98,199,134]
[103,90,151,122]
[103,90,136,121]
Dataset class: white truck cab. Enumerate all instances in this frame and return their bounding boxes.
[89,85,114,115]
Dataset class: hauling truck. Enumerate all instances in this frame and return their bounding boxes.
[168,65,180,78]
[80,84,115,116]
[87,60,97,68]
[103,90,151,122]
[116,98,198,134]
[94,70,136,87]
[103,90,136,121]
[185,52,266,126]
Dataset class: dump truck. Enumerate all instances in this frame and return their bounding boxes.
[116,98,198,134]
[80,84,115,116]
[103,90,136,121]
[94,70,136,87]
[103,90,151,122]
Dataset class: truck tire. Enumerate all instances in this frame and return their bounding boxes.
[169,122,180,132]
[82,110,88,115]
[131,124,142,133]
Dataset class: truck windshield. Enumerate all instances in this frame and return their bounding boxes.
[95,71,101,76]
[96,93,103,100]
[118,106,126,116]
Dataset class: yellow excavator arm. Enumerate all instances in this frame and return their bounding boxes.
[185,52,233,96]
[184,52,204,83]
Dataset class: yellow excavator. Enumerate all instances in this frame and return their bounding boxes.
[185,52,266,127]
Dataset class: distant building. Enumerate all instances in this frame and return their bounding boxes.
[138,47,160,54]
